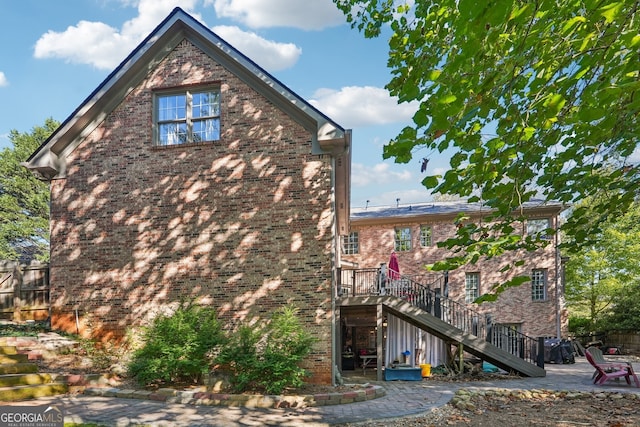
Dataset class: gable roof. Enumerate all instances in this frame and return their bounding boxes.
[24,7,350,180]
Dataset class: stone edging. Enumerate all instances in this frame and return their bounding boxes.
[82,383,386,408]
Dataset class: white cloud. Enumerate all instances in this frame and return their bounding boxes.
[33,0,202,70]
[210,0,344,30]
[0,72,7,87]
[123,0,201,35]
[34,20,132,69]
[33,0,301,72]
[351,162,412,187]
[628,146,640,164]
[212,26,301,71]
[309,86,419,128]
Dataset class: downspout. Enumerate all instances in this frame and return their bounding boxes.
[555,212,561,339]
[322,131,351,386]
[331,179,338,386]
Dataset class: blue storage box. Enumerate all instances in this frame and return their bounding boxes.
[384,367,422,381]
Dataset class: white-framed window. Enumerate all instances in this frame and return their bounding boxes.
[155,88,220,145]
[394,227,412,251]
[527,218,552,240]
[342,232,359,255]
[465,272,480,303]
[420,225,432,247]
[531,269,547,301]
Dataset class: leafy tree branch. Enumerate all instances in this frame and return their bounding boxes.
[335,0,639,297]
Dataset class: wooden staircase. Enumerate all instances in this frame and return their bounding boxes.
[339,269,547,377]
[340,295,546,378]
[0,341,68,401]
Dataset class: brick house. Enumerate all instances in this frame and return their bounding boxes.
[339,200,568,365]
[23,8,565,383]
[24,8,351,384]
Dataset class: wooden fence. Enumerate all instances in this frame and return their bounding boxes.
[0,261,50,321]
[606,331,640,354]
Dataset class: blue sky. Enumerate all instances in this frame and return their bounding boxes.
[0,0,451,208]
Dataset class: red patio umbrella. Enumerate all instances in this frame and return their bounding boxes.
[388,251,400,280]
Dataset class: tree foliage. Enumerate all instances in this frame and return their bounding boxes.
[0,119,56,262]
[335,0,639,289]
[565,199,640,332]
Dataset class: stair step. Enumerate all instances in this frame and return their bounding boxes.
[0,363,39,375]
[0,353,29,364]
[0,373,53,387]
[0,383,68,401]
[0,346,18,355]
[0,337,38,348]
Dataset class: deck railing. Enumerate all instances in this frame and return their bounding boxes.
[338,268,542,367]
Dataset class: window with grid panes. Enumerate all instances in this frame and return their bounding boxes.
[342,232,359,255]
[527,218,551,240]
[155,88,220,145]
[531,269,547,301]
[420,225,432,247]
[394,227,412,251]
[465,272,480,303]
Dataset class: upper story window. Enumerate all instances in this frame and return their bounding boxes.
[394,227,412,252]
[465,272,480,303]
[420,225,432,247]
[531,269,547,301]
[342,232,359,255]
[526,218,552,240]
[155,88,220,146]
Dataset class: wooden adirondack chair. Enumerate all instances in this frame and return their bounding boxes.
[585,347,640,387]
[586,346,630,379]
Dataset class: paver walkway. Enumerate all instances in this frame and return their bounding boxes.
[3,358,640,426]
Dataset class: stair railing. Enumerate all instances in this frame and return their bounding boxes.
[338,268,542,367]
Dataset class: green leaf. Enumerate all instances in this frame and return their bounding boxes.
[438,94,457,104]
[421,175,440,189]
[522,127,536,141]
[562,16,586,34]
[599,2,623,23]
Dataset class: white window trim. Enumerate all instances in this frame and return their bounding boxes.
[154,87,221,146]
[465,272,480,304]
[394,227,412,252]
[420,224,432,247]
[531,269,547,301]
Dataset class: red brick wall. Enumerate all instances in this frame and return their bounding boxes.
[48,39,335,384]
[344,215,566,339]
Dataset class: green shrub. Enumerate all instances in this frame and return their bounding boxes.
[215,324,261,392]
[128,302,224,387]
[215,306,316,394]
